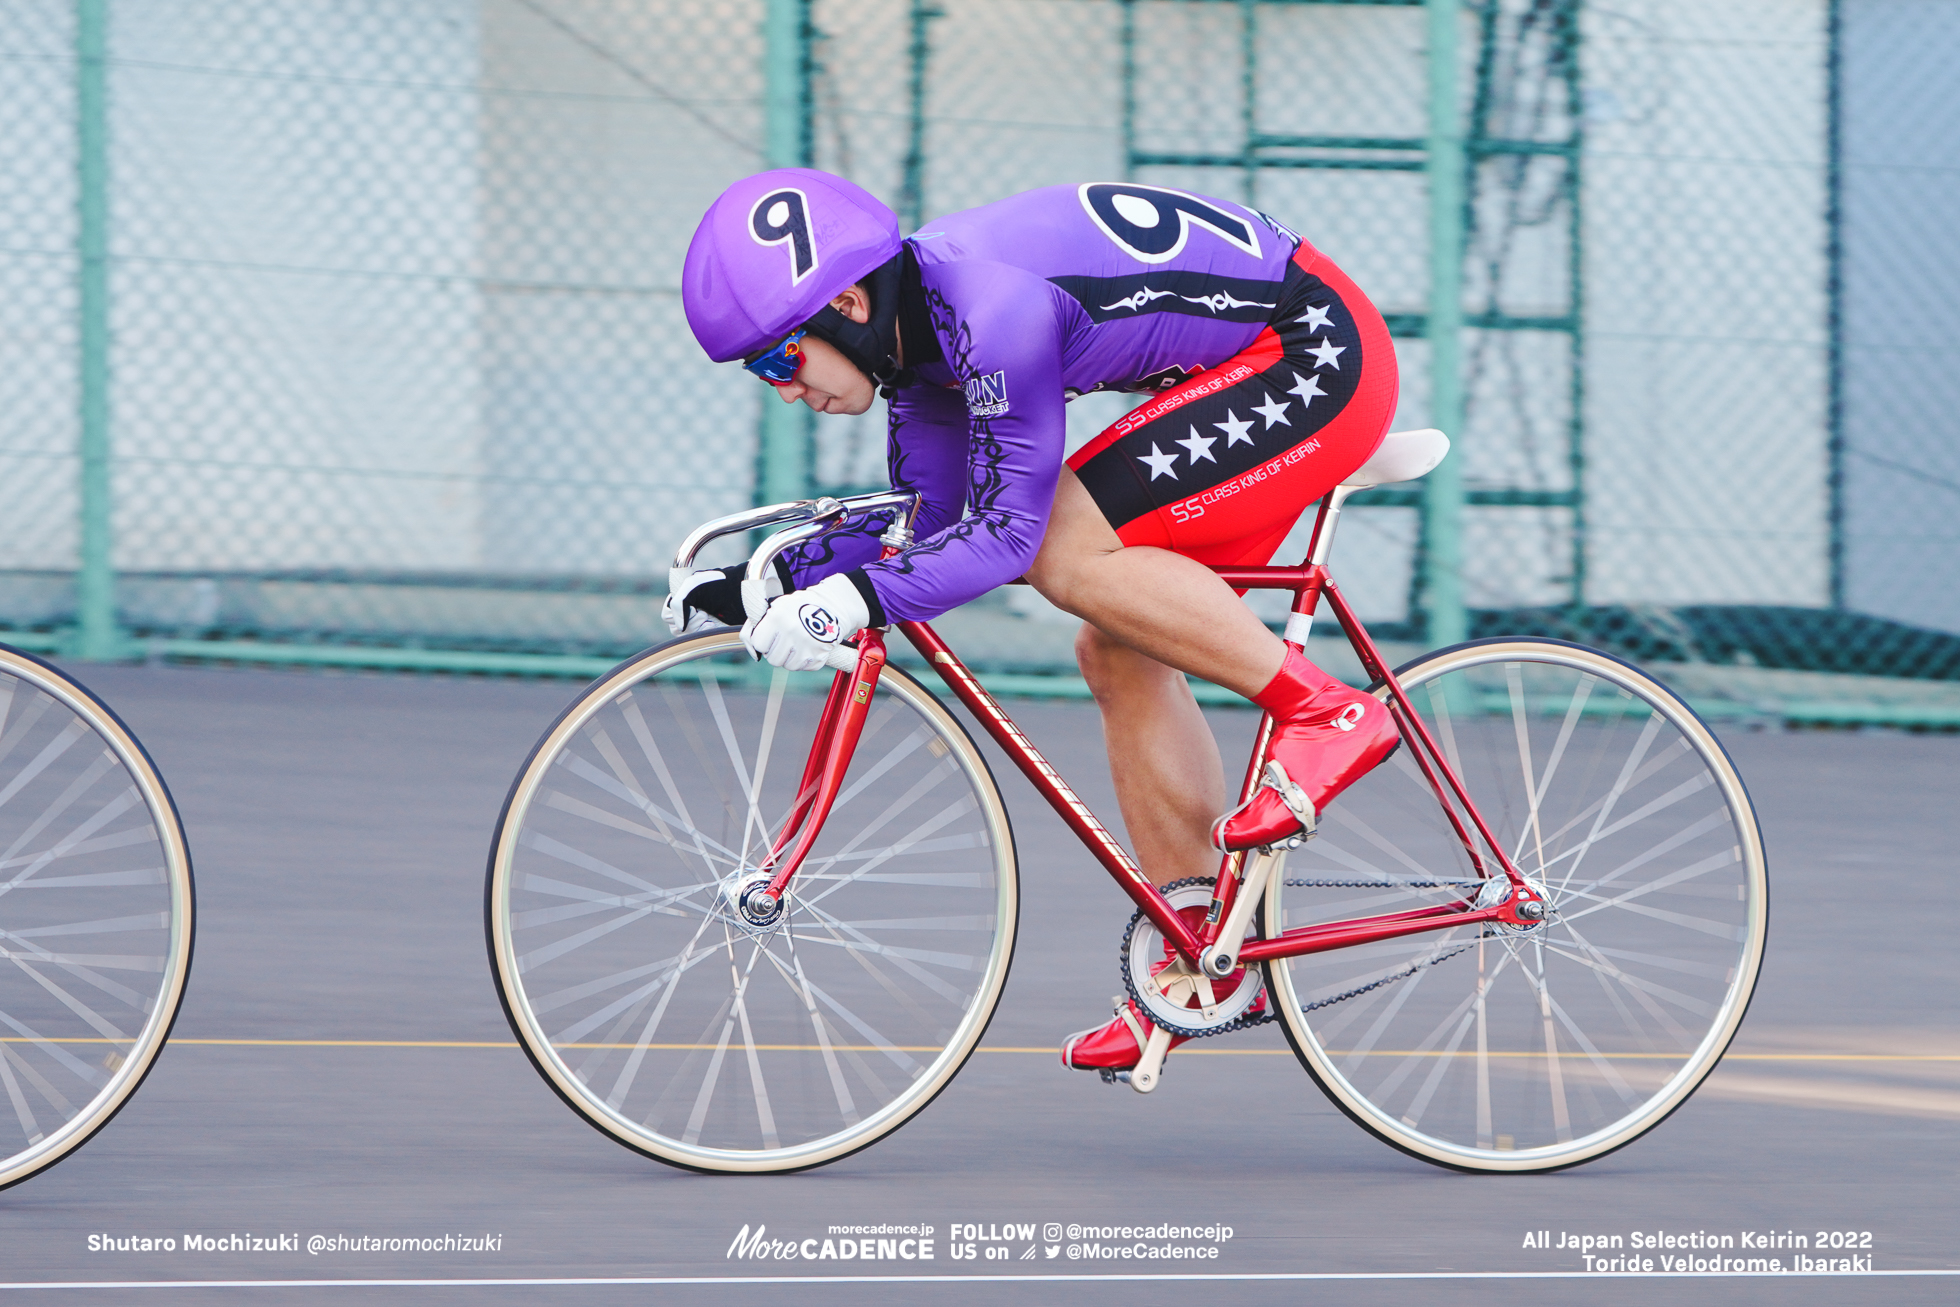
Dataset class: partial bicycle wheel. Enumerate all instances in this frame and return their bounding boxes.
[0,644,195,1190]
[486,629,1017,1173]
[1265,638,1766,1172]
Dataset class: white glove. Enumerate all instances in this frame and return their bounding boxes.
[742,573,871,672]
[663,564,782,636]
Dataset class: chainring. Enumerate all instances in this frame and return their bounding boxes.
[1120,878,1268,1039]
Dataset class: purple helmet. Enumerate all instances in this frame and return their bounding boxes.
[683,169,902,362]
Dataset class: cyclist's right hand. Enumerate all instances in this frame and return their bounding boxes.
[663,564,784,635]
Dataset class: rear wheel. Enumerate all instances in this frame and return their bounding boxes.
[1265,639,1766,1172]
[487,630,1017,1173]
[0,645,195,1190]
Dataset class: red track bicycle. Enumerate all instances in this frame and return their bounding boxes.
[486,429,1767,1175]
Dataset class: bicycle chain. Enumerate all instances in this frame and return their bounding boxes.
[1120,878,1494,1039]
[1283,878,1482,889]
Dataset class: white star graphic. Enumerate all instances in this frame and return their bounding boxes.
[1295,303,1334,332]
[1139,443,1181,480]
[1214,409,1254,446]
[1176,426,1218,464]
[1287,371,1327,406]
[1251,394,1292,429]
[1307,337,1346,370]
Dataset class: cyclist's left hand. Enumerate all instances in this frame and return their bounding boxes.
[742,574,868,671]
[664,564,781,635]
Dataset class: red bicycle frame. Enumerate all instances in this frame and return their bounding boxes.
[756,492,1545,967]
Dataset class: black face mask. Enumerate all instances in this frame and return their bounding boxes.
[801,245,934,398]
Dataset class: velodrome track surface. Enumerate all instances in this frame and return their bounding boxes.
[2,661,1957,1306]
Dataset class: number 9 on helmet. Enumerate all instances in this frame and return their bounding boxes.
[682,168,902,363]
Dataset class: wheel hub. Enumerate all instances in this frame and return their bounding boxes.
[716,872,787,939]
[1475,873,1554,934]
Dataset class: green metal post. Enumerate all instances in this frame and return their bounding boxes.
[1120,0,1136,181]
[1825,0,1844,608]
[1562,0,1588,613]
[899,0,942,232]
[1239,0,1258,205]
[1422,0,1468,649]
[75,0,120,659]
[756,0,812,508]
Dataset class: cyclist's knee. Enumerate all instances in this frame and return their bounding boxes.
[1074,622,1118,682]
[1074,624,1178,700]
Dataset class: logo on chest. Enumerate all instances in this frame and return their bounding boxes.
[963,370,1009,418]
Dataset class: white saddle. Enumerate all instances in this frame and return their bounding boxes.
[1339,428,1451,489]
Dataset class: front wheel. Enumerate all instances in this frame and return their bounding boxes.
[1264,639,1767,1172]
[486,630,1018,1173]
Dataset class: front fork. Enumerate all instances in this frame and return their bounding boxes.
[750,629,891,912]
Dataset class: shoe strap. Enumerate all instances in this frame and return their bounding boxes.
[1261,760,1318,833]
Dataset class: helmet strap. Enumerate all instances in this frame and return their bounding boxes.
[803,245,925,398]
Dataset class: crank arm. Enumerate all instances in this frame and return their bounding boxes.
[1199,847,1283,979]
[1128,1024,1174,1094]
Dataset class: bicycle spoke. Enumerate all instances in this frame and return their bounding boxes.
[1555,848,1742,933]
[1552,917,1697,1047]
[767,938,858,1124]
[620,695,723,873]
[1528,736,1693,858]
[5,959,128,1041]
[1534,939,1574,1143]
[0,1055,41,1145]
[695,672,776,862]
[548,765,742,872]
[793,902,967,1008]
[1551,807,1731,903]
[2,787,143,893]
[1511,677,1593,871]
[0,721,89,816]
[1505,665,1547,875]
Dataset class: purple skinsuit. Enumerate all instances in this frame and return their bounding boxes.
[781,183,1307,621]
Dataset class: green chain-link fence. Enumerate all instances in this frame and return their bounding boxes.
[2,0,1955,722]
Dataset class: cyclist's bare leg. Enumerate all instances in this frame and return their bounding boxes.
[1028,467,1288,887]
[1072,626,1225,889]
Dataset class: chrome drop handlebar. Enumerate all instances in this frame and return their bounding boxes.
[669,491,923,660]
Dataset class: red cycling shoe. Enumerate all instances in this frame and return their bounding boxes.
[1061,981,1270,1074]
[1212,649,1400,851]
[1061,997,1181,1072]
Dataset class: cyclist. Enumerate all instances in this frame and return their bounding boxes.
[671,168,1401,1077]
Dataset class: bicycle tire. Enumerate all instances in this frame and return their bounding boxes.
[486,629,1018,1174]
[1264,638,1766,1172]
[0,644,195,1190]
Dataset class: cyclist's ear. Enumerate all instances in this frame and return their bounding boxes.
[827,283,871,325]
